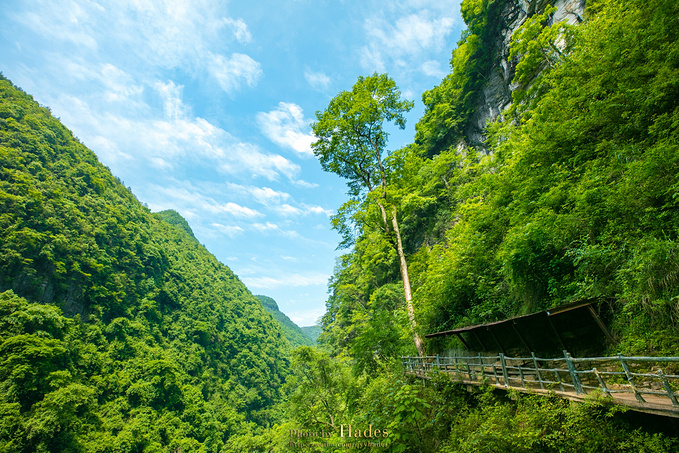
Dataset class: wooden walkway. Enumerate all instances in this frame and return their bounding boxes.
[402,352,679,418]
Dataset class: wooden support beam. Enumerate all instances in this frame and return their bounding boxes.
[546,315,567,351]
[471,330,488,352]
[487,326,507,355]
[512,319,533,353]
[455,332,472,350]
[587,305,615,343]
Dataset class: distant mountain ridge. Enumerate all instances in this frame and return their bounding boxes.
[256,295,315,347]
[301,325,321,343]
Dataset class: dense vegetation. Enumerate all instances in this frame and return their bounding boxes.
[274,0,679,451]
[256,295,314,348]
[0,73,291,451]
[2,0,679,451]
[300,326,321,344]
[322,0,679,362]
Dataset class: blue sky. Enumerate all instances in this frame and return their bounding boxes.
[1,0,464,326]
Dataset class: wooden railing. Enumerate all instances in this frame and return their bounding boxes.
[402,351,679,416]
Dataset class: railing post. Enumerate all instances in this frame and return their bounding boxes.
[436,354,441,371]
[564,350,583,394]
[657,369,678,406]
[478,353,484,382]
[618,353,645,403]
[519,363,526,388]
[499,353,509,387]
[532,352,544,390]
[593,367,611,397]
[554,369,565,392]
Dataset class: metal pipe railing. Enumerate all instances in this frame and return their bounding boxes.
[402,352,679,408]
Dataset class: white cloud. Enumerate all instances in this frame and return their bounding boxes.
[154,80,189,120]
[253,222,280,232]
[222,17,251,43]
[257,102,315,157]
[250,187,291,206]
[292,179,320,189]
[288,307,325,327]
[360,9,457,73]
[208,52,263,94]
[209,202,261,218]
[221,143,301,180]
[281,256,299,262]
[243,272,330,290]
[141,183,263,230]
[48,81,302,183]
[211,223,245,237]
[305,205,333,217]
[274,204,303,216]
[304,69,332,91]
[421,60,448,79]
[14,3,99,49]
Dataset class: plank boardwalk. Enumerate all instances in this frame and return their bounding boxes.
[403,353,679,418]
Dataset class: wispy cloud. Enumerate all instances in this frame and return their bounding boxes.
[288,308,325,327]
[211,223,245,238]
[304,69,332,91]
[145,184,262,220]
[222,17,252,43]
[49,81,300,182]
[421,59,448,79]
[208,52,263,94]
[359,2,459,76]
[257,102,315,157]
[243,272,330,290]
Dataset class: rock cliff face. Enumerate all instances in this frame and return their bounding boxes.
[464,0,586,149]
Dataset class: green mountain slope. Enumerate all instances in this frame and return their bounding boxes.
[155,208,196,239]
[256,295,313,348]
[300,325,321,344]
[319,0,679,366]
[0,74,289,452]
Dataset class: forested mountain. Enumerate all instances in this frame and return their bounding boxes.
[2,0,679,450]
[0,74,290,451]
[300,325,321,344]
[256,295,314,348]
[320,0,679,364]
[274,0,679,451]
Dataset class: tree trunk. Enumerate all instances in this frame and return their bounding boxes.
[390,205,425,357]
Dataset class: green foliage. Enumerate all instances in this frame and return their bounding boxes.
[0,75,290,451]
[311,73,414,199]
[415,0,501,155]
[300,325,322,344]
[316,0,679,448]
[404,0,679,345]
[256,294,314,348]
[444,387,677,452]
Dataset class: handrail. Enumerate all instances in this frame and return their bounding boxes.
[402,351,679,414]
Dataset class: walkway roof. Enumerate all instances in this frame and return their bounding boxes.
[426,301,614,357]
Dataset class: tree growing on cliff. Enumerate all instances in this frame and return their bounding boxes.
[311,73,425,356]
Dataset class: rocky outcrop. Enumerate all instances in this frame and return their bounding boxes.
[464,0,586,149]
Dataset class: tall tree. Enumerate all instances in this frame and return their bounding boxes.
[311,73,424,356]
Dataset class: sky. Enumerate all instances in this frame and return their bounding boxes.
[1,0,465,326]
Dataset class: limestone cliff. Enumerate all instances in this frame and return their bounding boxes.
[464,0,586,149]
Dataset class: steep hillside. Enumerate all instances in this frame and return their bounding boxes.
[415,0,586,154]
[320,0,679,365]
[256,295,314,348]
[300,325,321,344]
[0,74,289,452]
